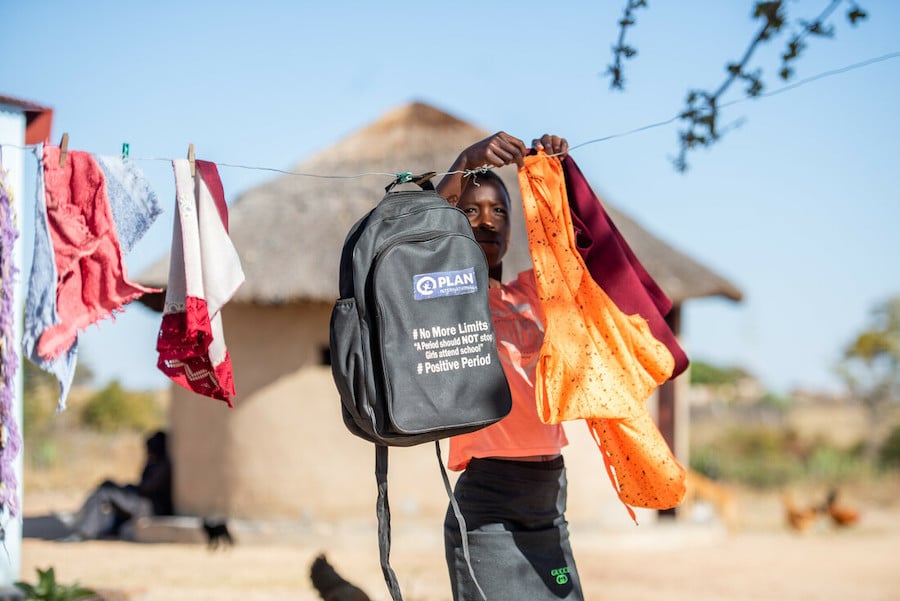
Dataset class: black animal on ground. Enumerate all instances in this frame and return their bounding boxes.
[201,518,234,550]
[309,553,371,601]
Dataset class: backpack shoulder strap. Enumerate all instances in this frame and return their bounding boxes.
[376,444,403,600]
[375,442,488,601]
[436,441,488,601]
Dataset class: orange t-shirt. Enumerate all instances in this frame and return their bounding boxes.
[448,270,568,471]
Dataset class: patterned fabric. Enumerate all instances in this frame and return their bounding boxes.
[0,166,22,516]
[156,159,243,405]
[96,155,163,254]
[518,152,685,521]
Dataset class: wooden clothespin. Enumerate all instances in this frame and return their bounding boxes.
[46,133,70,208]
[59,133,69,167]
[188,143,196,176]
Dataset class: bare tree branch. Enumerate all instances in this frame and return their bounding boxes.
[672,0,867,172]
[606,2,869,172]
[606,0,648,90]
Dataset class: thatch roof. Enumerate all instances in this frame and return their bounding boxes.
[137,101,742,308]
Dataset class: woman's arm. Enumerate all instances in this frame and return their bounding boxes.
[436,132,569,204]
[436,131,528,205]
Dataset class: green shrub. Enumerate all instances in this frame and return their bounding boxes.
[879,423,900,469]
[80,381,162,433]
[15,566,94,600]
[30,440,59,469]
[722,450,804,488]
[690,426,842,489]
[687,446,725,479]
[689,360,750,386]
[805,445,865,481]
[760,392,792,411]
[22,360,63,440]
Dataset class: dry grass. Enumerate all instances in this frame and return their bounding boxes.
[21,386,168,512]
[24,431,145,495]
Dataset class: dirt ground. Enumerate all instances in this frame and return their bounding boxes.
[17,488,900,601]
[17,405,900,600]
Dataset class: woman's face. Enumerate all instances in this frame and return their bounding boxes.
[456,179,511,272]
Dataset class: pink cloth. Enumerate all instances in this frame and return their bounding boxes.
[156,159,244,406]
[37,145,159,361]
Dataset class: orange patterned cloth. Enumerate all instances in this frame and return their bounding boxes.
[517,152,686,520]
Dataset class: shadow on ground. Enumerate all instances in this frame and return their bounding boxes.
[22,515,71,540]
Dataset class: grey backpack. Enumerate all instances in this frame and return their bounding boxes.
[329,173,511,600]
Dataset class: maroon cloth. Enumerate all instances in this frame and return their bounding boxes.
[562,156,689,379]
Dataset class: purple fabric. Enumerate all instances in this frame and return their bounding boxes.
[0,170,23,516]
[562,156,689,379]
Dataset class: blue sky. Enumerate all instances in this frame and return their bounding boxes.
[2,1,898,395]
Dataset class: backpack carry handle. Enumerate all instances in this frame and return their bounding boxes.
[385,171,437,193]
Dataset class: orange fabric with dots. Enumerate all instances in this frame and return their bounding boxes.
[517,152,686,519]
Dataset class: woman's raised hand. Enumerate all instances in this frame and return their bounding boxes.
[531,134,569,158]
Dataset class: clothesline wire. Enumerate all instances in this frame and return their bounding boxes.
[5,50,898,179]
[129,157,403,179]
[567,49,900,152]
[126,157,486,182]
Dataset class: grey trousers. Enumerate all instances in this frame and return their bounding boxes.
[444,457,584,601]
[72,482,153,539]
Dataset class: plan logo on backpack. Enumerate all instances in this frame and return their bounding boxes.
[413,267,477,300]
[329,173,511,447]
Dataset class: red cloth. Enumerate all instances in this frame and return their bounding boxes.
[157,297,236,405]
[562,156,689,379]
[37,145,158,360]
[156,159,243,406]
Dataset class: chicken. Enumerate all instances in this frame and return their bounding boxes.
[782,492,820,533]
[823,488,861,527]
[309,553,372,601]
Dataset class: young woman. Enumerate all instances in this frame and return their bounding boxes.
[436,132,585,601]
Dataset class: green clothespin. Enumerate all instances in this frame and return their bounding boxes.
[122,143,130,161]
[385,171,413,193]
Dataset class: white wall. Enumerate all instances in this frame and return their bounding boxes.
[0,103,28,586]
